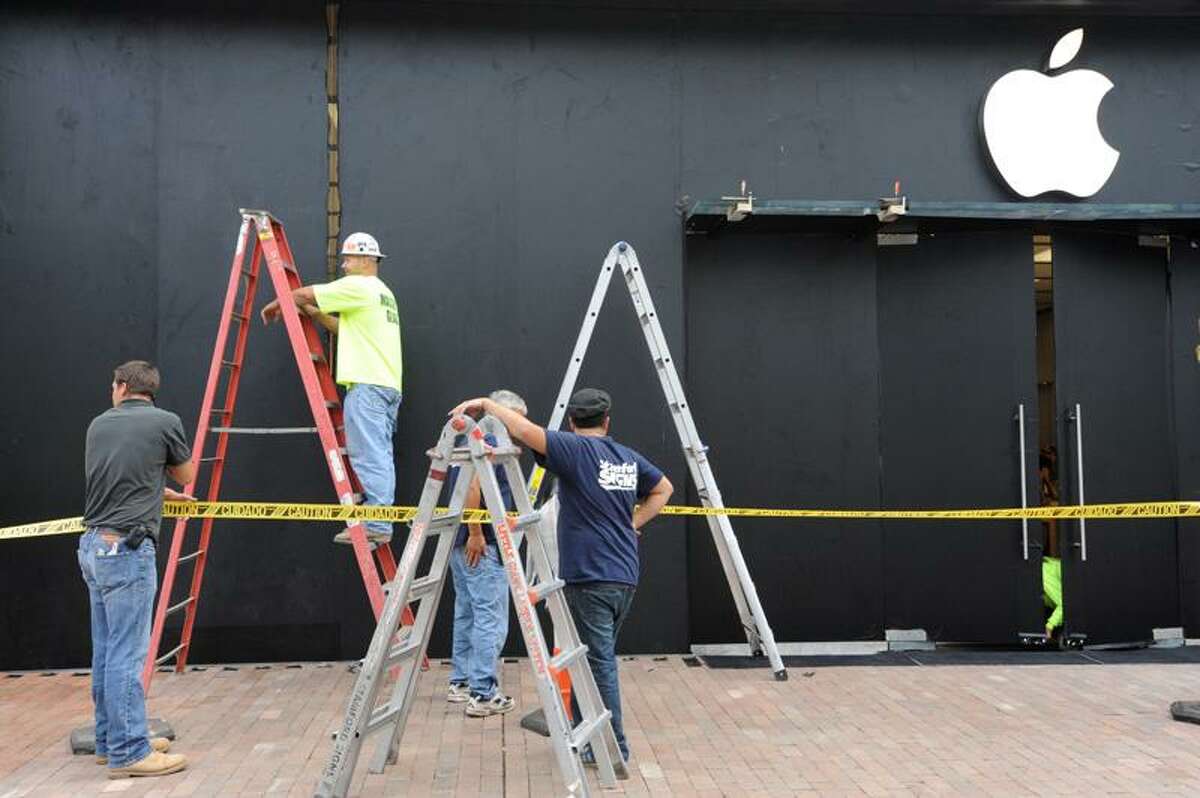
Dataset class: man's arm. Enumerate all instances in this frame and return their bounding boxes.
[463,475,487,567]
[261,286,320,324]
[449,397,547,455]
[167,459,197,487]
[632,476,673,531]
[300,303,339,334]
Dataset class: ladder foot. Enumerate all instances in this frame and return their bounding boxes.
[773,669,789,682]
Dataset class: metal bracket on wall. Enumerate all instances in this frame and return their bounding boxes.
[721,180,754,221]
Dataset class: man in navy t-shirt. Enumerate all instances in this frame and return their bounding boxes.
[450,387,673,762]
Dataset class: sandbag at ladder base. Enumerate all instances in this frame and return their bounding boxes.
[316,414,626,798]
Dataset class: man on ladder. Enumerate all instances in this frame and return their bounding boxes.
[451,387,674,763]
[260,232,403,545]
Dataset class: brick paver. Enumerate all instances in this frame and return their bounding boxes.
[2,656,1200,796]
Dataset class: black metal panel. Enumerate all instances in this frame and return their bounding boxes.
[339,2,689,655]
[1172,238,1200,637]
[877,229,1042,642]
[1054,231,1179,645]
[685,230,885,643]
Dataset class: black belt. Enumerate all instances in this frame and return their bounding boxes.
[89,525,151,550]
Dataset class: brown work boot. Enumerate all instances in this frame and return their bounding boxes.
[107,750,187,779]
[95,736,171,765]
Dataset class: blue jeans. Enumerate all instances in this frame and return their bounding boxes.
[565,582,636,760]
[449,543,509,699]
[343,383,401,537]
[77,528,157,768]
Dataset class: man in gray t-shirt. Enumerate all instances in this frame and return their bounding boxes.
[79,361,194,778]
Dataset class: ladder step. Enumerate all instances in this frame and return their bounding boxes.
[221,359,239,369]
[209,408,230,415]
[165,596,195,618]
[176,549,205,565]
[550,644,588,671]
[569,710,612,750]
[210,426,319,435]
[385,636,424,668]
[155,643,185,666]
[529,579,565,606]
[325,400,339,409]
[365,703,403,735]
[512,511,543,531]
[199,456,223,464]
[310,351,327,363]
[427,513,462,534]
[407,574,443,601]
[231,312,249,323]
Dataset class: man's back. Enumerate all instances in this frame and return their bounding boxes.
[312,274,403,392]
[84,399,190,536]
[542,430,664,587]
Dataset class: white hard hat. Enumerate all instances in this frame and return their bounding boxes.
[341,232,386,259]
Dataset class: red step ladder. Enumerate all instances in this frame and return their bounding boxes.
[143,209,412,689]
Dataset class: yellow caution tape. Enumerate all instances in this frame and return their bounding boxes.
[4,499,1200,542]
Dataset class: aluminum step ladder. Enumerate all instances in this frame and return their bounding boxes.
[316,413,628,797]
[525,241,787,680]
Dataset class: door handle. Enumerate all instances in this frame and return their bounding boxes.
[1067,402,1087,561]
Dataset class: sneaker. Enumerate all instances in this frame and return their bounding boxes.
[465,692,516,717]
[447,682,471,703]
[96,736,171,765]
[107,750,187,779]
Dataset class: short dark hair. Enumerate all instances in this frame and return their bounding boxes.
[114,360,160,398]
[570,412,607,430]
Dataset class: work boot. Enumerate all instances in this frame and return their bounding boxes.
[333,527,377,548]
[95,736,171,764]
[107,750,187,779]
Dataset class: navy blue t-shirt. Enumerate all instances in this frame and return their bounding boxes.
[443,434,515,547]
[541,430,665,586]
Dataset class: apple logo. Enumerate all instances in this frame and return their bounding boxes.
[981,28,1119,198]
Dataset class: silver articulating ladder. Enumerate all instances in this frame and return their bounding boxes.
[525,242,787,680]
[315,414,628,798]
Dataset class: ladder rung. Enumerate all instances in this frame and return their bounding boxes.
[487,445,522,458]
[569,710,612,750]
[210,427,318,435]
[209,408,230,415]
[176,549,205,564]
[365,704,403,735]
[511,511,542,531]
[155,643,185,666]
[385,637,423,668]
[407,574,442,601]
[427,514,461,533]
[325,400,339,409]
[310,352,327,363]
[231,312,248,323]
[221,360,239,369]
[199,456,223,464]
[529,578,565,606]
[550,644,588,671]
[165,596,195,618]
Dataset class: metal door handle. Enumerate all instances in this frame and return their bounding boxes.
[1068,402,1087,561]
[1015,403,1030,561]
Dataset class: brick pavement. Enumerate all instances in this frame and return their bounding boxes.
[3,656,1200,796]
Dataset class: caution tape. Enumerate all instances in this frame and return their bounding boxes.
[4,499,1200,542]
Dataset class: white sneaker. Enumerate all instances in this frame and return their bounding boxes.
[447,683,470,703]
[465,693,515,717]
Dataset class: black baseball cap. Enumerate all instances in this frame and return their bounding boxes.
[567,388,611,420]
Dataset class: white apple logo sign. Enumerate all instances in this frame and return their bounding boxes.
[982,28,1119,198]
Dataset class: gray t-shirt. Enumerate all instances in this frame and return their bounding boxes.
[84,399,191,540]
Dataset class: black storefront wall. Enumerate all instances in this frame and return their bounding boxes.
[2,4,1200,668]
